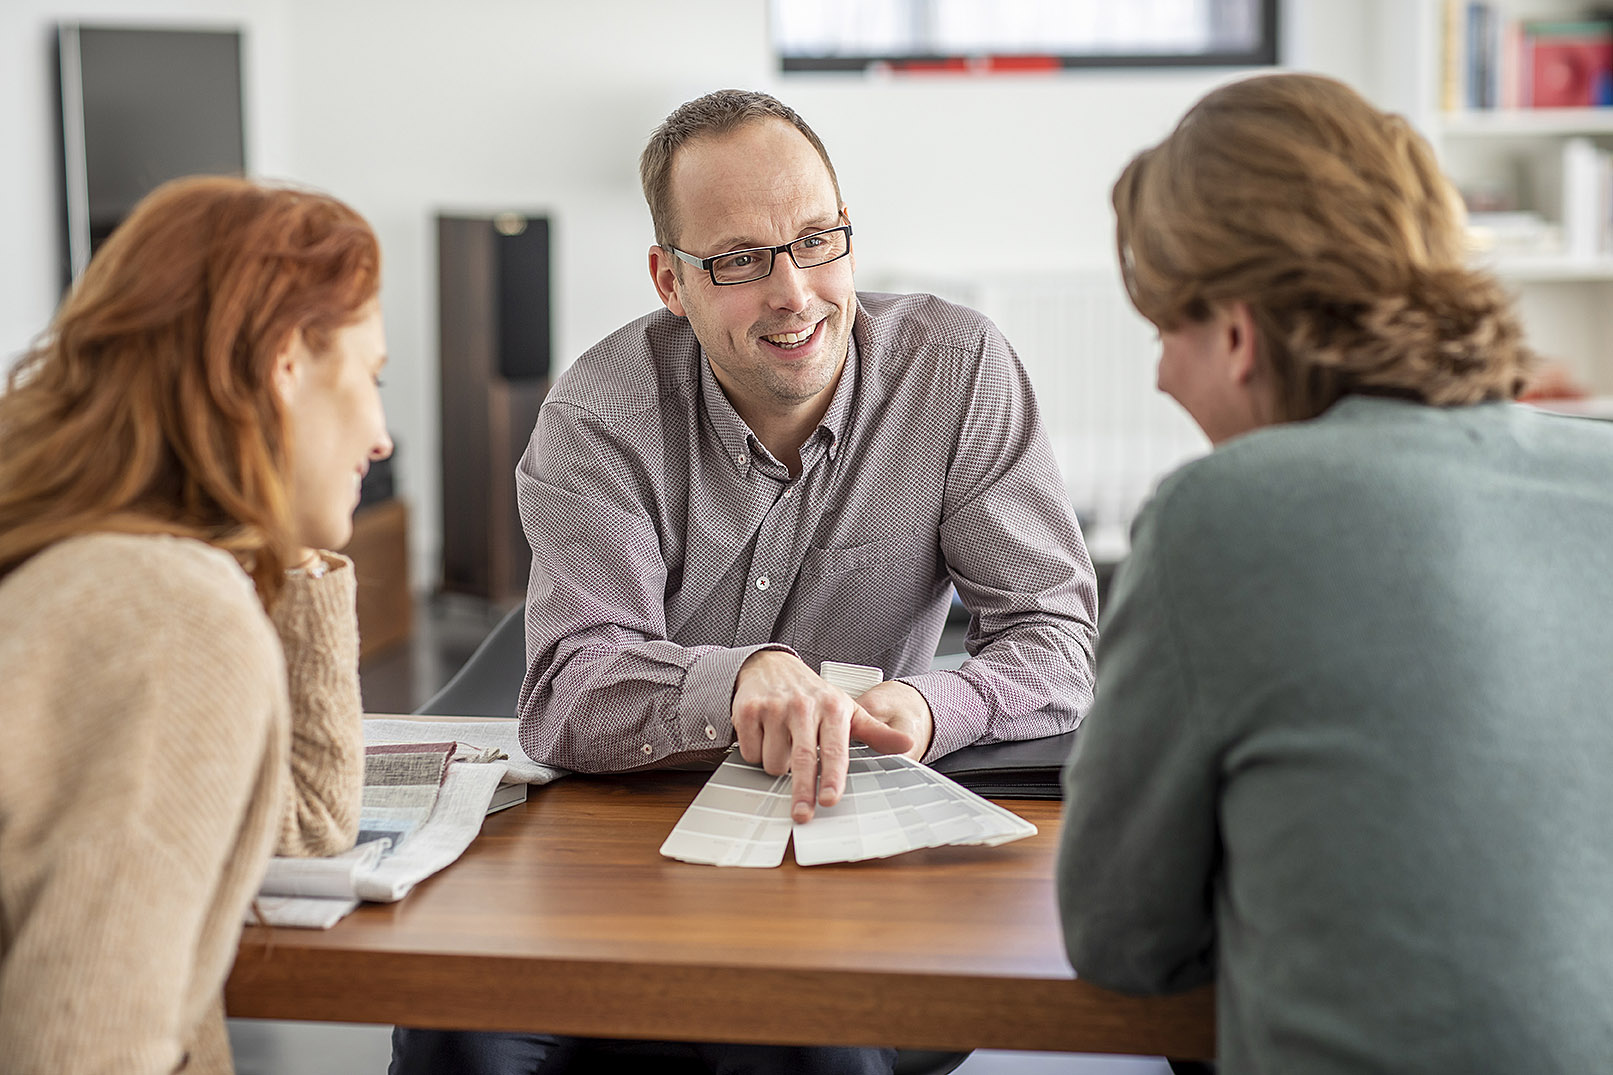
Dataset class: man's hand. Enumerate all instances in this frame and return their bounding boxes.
[856,680,934,763]
[732,650,913,822]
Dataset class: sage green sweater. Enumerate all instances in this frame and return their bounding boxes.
[0,534,364,1074]
[1059,397,1613,1072]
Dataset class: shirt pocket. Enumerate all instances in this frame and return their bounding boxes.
[784,539,902,665]
[802,540,890,580]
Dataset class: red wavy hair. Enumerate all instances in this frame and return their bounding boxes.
[0,175,380,605]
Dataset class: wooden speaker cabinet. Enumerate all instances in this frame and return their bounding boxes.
[437,213,552,603]
[343,497,413,659]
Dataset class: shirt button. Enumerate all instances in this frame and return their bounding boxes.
[755,575,770,591]
[734,453,746,465]
[640,743,653,756]
[705,725,717,740]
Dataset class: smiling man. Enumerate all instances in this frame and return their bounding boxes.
[391,91,1095,1073]
[513,89,1096,812]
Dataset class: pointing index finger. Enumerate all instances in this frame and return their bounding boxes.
[816,700,853,808]
[790,735,820,823]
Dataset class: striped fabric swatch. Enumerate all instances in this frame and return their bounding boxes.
[357,741,456,852]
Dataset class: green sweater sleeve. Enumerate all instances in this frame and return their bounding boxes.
[1055,491,1219,994]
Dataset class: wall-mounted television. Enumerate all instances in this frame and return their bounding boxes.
[56,25,246,285]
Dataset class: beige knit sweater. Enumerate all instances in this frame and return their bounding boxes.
[0,533,364,1074]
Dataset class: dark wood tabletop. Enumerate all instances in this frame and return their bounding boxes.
[226,769,1214,1057]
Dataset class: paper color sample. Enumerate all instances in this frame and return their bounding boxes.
[661,745,1036,868]
[658,752,794,867]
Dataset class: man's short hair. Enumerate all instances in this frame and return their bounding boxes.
[639,89,843,251]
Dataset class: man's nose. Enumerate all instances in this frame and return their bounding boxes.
[763,252,812,311]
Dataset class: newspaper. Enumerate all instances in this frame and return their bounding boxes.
[246,719,565,929]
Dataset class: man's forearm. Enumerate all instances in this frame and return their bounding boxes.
[516,634,780,771]
[902,617,1095,761]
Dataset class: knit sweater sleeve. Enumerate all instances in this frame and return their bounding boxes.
[1055,483,1219,994]
[269,551,365,857]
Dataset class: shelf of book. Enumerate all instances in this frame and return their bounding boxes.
[1441,1,1613,112]
[1389,0,1613,392]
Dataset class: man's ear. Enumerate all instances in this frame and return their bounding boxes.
[648,245,687,318]
[1224,301,1259,386]
[842,205,855,274]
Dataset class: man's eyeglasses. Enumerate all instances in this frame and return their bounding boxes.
[669,223,853,286]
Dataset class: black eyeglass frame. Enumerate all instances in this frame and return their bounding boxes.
[668,221,854,286]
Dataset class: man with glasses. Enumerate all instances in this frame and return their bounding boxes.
[390,89,1098,1075]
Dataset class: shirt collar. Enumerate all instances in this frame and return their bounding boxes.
[698,355,760,474]
[697,325,859,474]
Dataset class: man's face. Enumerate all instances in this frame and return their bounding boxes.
[652,119,856,421]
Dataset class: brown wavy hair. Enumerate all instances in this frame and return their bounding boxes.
[1113,73,1533,420]
[0,175,380,605]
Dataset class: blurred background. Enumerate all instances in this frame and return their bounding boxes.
[1,0,1410,609]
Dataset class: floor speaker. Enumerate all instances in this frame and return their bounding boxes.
[437,213,552,603]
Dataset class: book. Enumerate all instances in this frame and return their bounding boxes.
[1559,136,1606,259]
[1527,20,1613,109]
[487,778,527,814]
[931,729,1077,800]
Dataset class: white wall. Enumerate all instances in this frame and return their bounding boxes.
[0,0,293,351]
[1,0,1382,591]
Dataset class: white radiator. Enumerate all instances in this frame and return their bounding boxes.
[874,271,1207,560]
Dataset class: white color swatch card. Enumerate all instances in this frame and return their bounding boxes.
[659,661,1037,868]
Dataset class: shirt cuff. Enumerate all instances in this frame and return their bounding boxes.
[898,669,989,763]
[678,642,797,750]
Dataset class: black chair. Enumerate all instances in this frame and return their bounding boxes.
[565,1042,966,1075]
[415,605,527,718]
[411,609,970,1075]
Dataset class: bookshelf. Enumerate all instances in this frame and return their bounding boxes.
[1388,0,1613,390]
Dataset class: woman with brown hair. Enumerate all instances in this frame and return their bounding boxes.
[1057,74,1613,1071]
[0,175,391,1073]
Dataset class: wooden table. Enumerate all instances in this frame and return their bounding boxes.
[226,771,1214,1057]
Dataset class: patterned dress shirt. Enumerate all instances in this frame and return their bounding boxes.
[516,291,1097,771]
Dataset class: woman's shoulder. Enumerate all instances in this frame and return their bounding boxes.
[0,534,289,755]
[39,531,254,593]
[8,532,276,654]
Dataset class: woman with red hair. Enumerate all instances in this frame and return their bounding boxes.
[0,175,392,1073]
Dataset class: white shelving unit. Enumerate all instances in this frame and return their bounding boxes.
[1383,0,1613,389]
[1474,253,1613,281]
[1439,107,1613,137]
